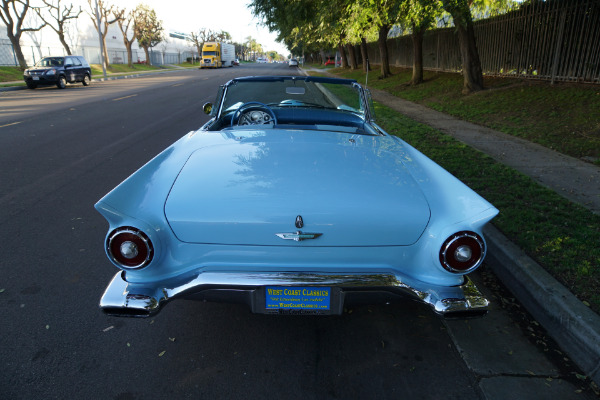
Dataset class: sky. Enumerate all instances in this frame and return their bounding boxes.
[106,0,288,55]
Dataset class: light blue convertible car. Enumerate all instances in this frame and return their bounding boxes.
[97,76,498,318]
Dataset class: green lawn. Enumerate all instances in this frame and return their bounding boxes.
[0,66,25,82]
[90,63,164,78]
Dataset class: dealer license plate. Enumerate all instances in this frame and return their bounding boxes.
[265,286,331,311]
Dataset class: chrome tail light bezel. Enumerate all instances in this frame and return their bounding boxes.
[106,227,154,269]
[439,231,486,274]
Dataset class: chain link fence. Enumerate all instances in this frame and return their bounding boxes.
[1,40,197,67]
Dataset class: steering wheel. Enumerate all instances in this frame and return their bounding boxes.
[230,102,278,127]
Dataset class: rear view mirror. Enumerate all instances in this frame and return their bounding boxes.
[203,103,213,115]
[286,87,305,95]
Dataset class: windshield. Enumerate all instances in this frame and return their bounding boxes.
[35,57,64,67]
[221,77,365,116]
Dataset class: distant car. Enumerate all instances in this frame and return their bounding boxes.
[97,75,498,319]
[233,59,240,66]
[325,57,338,66]
[23,56,92,89]
[289,58,299,67]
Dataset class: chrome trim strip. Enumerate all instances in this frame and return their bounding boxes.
[100,270,489,318]
[275,231,323,241]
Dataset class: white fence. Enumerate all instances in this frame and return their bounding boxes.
[1,41,197,67]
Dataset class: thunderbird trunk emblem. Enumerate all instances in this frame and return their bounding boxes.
[277,215,321,241]
[276,231,322,242]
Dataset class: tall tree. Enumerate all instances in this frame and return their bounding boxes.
[87,0,120,68]
[441,0,483,93]
[215,30,232,42]
[360,37,370,72]
[400,0,440,85]
[246,36,259,60]
[250,0,317,60]
[114,7,135,67]
[0,0,46,69]
[189,28,215,60]
[189,32,202,60]
[233,41,248,61]
[35,0,82,55]
[133,4,163,65]
[347,0,400,77]
[346,43,358,69]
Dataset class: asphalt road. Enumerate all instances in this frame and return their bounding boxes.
[0,64,591,399]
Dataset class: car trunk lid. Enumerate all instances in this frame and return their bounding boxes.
[164,135,430,246]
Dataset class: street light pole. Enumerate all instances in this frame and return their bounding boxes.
[95,0,107,79]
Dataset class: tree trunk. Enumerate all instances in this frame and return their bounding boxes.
[102,36,110,68]
[455,20,483,93]
[143,46,151,65]
[338,43,348,68]
[319,49,326,65]
[126,43,133,67]
[377,24,391,78]
[411,23,425,85]
[442,0,483,93]
[346,43,357,70]
[7,34,27,69]
[360,37,370,72]
[58,32,72,55]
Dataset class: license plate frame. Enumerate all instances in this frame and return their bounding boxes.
[265,286,332,314]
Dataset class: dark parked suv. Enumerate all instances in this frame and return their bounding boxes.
[24,56,92,89]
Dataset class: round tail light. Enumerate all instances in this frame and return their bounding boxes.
[107,227,153,269]
[439,231,485,273]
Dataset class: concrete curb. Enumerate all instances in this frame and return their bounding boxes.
[484,224,600,385]
[0,85,26,92]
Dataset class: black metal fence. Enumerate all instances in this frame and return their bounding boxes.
[362,0,600,84]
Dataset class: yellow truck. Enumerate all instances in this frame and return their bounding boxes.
[201,42,235,68]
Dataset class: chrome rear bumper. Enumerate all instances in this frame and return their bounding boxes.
[100,271,489,318]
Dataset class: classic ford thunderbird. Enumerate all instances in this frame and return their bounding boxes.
[97,76,498,318]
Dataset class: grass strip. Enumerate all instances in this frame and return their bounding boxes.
[90,63,164,77]
[374,103,600,313]
[0,66,25,82]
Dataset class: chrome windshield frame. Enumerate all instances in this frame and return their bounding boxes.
[216,76,369,121]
